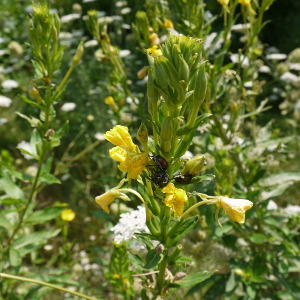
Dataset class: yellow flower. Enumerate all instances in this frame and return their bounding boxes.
[104,96,115,105]
[61,209,76,222]
[162,183,188,217]
[238,0,251,6]
[95,187,130,214]
[149,33,160,45]
[218,0,229,6]
[163,19,174,29]
[146,45,162,57]
[105,125,148,179]
[105,125,136,151]
[218,196,253,224]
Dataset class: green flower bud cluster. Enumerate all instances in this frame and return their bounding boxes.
[147,35,205,111]
[146,35,209,162]
[29,1,63,82]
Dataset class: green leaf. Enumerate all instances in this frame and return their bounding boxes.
[169,216,198,246]
[0,171,24,199]
[144,249,163,269]
[12,229,61,252]
[19,95,43,109]
[16,112,41,128]
[249,233,268,244]
[9,248,22,267]
[259,171,300,187]
[38,172,61,185]
[176,270,214,288]
[25,207,65,224]
[0,214,12,230]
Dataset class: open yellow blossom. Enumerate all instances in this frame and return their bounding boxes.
[146,45,162,57]
[163,19,174,29]
[218,196,253,224]
[61,208,76,222]
[105,125,148,179]
[162,183,188,217]
[95,179,144,214]
[105,125,136,151]
[95,187,130,214]
[104,96,115,105]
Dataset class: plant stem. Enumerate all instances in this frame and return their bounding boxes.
[0,273,98,300]
[6,151,45,249]
[157,257,167,295]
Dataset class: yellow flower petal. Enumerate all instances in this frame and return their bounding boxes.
[61,208,76,222]
[95,189,121,214]
[109,146,127,163]
[238,0,251,6]
[162,183,188,217]
[218,0,229,6]
[104,125,135,151]
[219,196,253,224]
[146,45,162,57]
[118,152,148,179]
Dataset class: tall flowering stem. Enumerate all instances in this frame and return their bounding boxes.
[95,35,253,297]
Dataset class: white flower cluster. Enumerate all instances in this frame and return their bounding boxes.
[111,206,149,244]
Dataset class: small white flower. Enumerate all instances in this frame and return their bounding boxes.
[231,23,251,32]
[2,79,19,89]
[0,118,8,125]
[259,65,271,73]
[289,63,300,71]
[267,200,278,210]
[44,244,54,251]
[230,54,250,67]
[119,49,131,57]
[94,132,105,141]
[61,102,76,112]
[284,205,300,217]
[17,141,35,160]
[244,81,253,88]
[116,1,128,7]
[84,40,98,47]
[111,206,149,244]
[61,13,81,23]
[204,32,223,55]
[120,7,131,15]
[0,95,12,107]
[280,72,299,83]
[204,10,213,21]
[122,24,131,30]
[0,50,7,56]
[89,235,96,241]
[266,53,287,61]
[59,32,73,39]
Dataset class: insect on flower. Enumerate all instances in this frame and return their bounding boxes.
[150,155,168,170]
[148,155,169,188]
[174,173,194,185]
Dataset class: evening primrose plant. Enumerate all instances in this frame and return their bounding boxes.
[95,35,253,298]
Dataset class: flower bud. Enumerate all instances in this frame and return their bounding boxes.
[163,19,174,29]
[137,123,148,146]
[160,117,173,154]
[178,54,190,83]
[147,69,159,116]
[73,40,84,65]
[182,155,206,176]
[193,64,207,106]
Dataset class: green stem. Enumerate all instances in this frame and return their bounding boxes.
[181,200,216,219]
[0,273,97,300]
[6,151,45,249]
[157,257,167,295]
